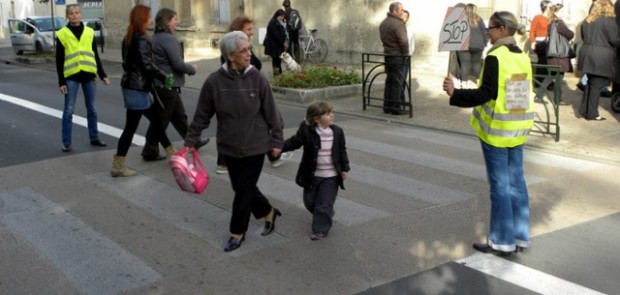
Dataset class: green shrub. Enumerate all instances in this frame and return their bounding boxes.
[272,66,361,89]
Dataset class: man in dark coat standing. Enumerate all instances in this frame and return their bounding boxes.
[283,0,303,61]
[379,2,409,115]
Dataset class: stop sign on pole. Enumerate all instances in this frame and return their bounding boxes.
[438,6,470,52]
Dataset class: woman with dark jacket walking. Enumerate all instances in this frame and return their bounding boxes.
[578,0,620,121]
[263,9,288,76]
[140,8,203,161]
[111,4,175,177]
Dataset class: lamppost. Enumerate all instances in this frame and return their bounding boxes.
[39,0,58,49]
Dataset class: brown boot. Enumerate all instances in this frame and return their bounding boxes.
[111,155,137,177]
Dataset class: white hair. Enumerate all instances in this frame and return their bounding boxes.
[220,31,248,58]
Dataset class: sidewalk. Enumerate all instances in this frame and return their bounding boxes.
[4,42,620,165]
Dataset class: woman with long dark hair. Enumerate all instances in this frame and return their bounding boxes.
[263,9,288,76]
[111,4,175,177]
[140,8,204,161]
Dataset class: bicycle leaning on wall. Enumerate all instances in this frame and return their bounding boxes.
[298,28,328,63]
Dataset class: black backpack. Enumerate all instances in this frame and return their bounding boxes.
[287,9,302,31]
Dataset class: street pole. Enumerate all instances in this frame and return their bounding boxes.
[51,0,56,50]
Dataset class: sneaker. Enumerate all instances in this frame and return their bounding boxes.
[310,232,325,240]
[216,165,228,174]
[271,152,293,168]
[61,144,72,152]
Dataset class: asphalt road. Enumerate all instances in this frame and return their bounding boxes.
[1,48,619,295]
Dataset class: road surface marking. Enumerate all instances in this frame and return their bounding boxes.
[0,187,161,295]
[458,253,606,295]
[0,92,145,145]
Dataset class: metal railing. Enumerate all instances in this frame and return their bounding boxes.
[362,52,412,118]
[531,64,562,142]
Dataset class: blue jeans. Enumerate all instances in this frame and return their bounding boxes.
[480,140,530,251]
[62,79,99,145]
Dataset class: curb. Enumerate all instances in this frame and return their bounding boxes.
[272,82,386,103]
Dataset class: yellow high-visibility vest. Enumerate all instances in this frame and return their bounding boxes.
[470,45,535,148]
[57,26,97,78]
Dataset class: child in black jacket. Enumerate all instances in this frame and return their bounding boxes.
[281,101,350,240]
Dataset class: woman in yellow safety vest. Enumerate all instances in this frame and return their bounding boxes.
[55,4,110,152]
[443,11,535,256]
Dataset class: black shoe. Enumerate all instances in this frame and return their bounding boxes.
[90,139,107,147]
[601,91,612,98]
[142,155,167,162]
[261,208,282,236]
[198,138,210,148]
[61,144,72,152]
[223,235,245,252]
[391,110,407,115]
[514,246,525,253]
[576,83,585,92]
[472,242,512,257]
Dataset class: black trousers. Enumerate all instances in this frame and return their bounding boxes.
[580,74,606,119]
[303,176,339,234]
[533,41,548,87]
[225,154,273,235]
[116,107,170,157]
[384,55,406,112]
[142,87,189,158]
[287,30,301,61]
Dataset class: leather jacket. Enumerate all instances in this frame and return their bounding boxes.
[121,33,167,91]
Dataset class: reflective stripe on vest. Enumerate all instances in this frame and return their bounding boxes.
[470,45,535,148]
[57,26,97,78]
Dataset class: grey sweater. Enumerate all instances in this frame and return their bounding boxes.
[151,32,196,88]
[185,64,284,157]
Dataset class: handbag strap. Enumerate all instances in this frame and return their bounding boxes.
[190,149,207,173]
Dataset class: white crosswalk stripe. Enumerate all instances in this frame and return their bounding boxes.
[0,187,161,295]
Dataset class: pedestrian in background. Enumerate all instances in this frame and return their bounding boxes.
[379,1,409,115]
[215,16,293,175]
[263,9,288,76]
[283,0,303,61]
[112,4,176,177]
[185,31,284,252]
[456,3,487,88]
[443,11,535,256]
[281,101,350,241]
[55,4,109,152]
[529,0,552,88]
[141,8,206,162]
[399,9,415,108]
[578,0,620,121]
[545,4,574,105]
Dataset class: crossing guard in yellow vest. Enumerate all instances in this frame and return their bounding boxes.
[55,4,110,152]
[443,11,534,257]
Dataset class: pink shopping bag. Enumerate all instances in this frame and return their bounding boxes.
[169,147,209,194]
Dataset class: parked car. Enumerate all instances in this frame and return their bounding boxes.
[84,18,105,52]
[8,16,66,55]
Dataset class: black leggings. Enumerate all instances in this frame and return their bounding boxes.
[116,107,171,157]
